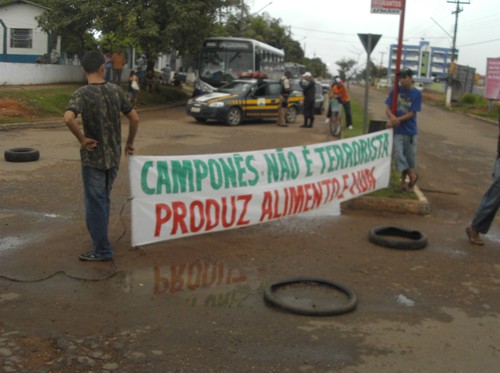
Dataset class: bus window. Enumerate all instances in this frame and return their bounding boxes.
[197,37,285,93]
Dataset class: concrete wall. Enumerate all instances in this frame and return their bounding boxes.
[0,62,86,85]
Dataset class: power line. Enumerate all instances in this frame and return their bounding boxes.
[459,37,500,48]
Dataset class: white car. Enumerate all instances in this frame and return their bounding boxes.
[376,79,389,89]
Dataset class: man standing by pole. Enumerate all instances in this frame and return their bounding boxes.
[385,68,422,192]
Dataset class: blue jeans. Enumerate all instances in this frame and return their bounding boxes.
[393,134,417,173]
[471,158,500,234]
[82,166,118,258]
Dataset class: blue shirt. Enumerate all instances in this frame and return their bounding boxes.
[385,86,422,136]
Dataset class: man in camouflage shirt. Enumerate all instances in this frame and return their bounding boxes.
[64,51,139,262]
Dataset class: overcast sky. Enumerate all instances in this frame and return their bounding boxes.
[248,0,500,75]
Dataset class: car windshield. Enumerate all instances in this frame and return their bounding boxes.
[217,81,254,95]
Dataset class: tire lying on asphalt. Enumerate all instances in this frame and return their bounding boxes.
[4,147,40,162]
[368,226,428,250]
[263,277,358,316]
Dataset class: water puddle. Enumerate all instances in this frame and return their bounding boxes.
[0,236,27,252]
[118,259,267,309]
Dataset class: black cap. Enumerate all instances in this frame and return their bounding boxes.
[397,68,413,78]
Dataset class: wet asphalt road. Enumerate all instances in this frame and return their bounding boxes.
[0,86,499,372]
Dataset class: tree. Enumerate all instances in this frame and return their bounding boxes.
[335,58,357,81]
[35,0,241,66]
[35,0,98,58]
[303,57,328,79]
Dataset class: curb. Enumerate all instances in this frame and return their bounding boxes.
[342,185,430,215]
[0,102,186,131]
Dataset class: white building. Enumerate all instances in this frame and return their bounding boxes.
[0,0,60,63]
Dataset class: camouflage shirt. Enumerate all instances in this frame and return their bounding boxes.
[66,82,133,170]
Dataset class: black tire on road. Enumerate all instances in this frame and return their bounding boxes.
[263,277,357,316]
[4,147,40,162]
[368,226,428,250]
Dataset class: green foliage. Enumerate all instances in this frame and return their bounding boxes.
[22,0,329,78]
[0,84,189,124]
[460,93,480,105]
[0,85,79,124]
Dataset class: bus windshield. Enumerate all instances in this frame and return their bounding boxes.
[196,38,285,95]
[200,41,254,87]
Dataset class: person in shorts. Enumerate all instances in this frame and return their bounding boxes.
[385,68,422,192]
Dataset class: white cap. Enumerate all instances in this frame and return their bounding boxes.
[303,72,312,78]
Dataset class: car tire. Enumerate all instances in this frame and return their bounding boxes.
[368,226,428,250]
[285,106,298,123]
[195,118,207,123]
[4,147,40,162]
[263,277,357,316]
[226,107,241,126]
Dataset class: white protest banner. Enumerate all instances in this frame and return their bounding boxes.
[128,130,393,246]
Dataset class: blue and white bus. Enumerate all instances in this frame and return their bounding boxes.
[194,37,285,95]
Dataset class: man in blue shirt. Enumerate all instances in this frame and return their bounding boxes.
[385,68,422,192]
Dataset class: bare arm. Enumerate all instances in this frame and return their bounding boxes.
[124,109,139,156]
[385,106,415,128]
[63,110,98,151]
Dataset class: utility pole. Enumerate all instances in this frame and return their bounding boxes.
[445,0,470,108]
[379,51,385,68]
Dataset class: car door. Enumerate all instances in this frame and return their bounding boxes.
[245,81,281,119]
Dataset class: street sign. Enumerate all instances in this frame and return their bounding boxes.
[358,34,382,55]
[371,0,402,14]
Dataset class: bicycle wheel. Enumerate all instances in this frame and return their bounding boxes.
[329,118,341,137]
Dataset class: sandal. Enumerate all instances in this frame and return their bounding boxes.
[465,225,484,246]
[407,173,419,192]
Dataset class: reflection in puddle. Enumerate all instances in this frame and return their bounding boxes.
[0,236,27,252]
[121,260,265,309]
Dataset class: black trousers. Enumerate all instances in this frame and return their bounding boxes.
[303,99,315,119]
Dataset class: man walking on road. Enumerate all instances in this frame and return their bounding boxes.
[385,68,422,192]
[466,107,500,246]
[64,51,139,261]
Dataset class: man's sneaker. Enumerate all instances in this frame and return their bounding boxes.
[78,251,113,262]
[348,125,353,130]
[465,225,484,246]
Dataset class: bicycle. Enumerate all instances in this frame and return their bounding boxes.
[328,98,343,138]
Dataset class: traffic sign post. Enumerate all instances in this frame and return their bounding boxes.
[358,33,382,133]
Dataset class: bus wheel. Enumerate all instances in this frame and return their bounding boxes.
[226,107,242,126]
[285,106,298,123]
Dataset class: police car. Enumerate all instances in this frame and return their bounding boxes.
[186,73,304,126]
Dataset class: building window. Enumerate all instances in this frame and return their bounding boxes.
[10,29,33,48]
